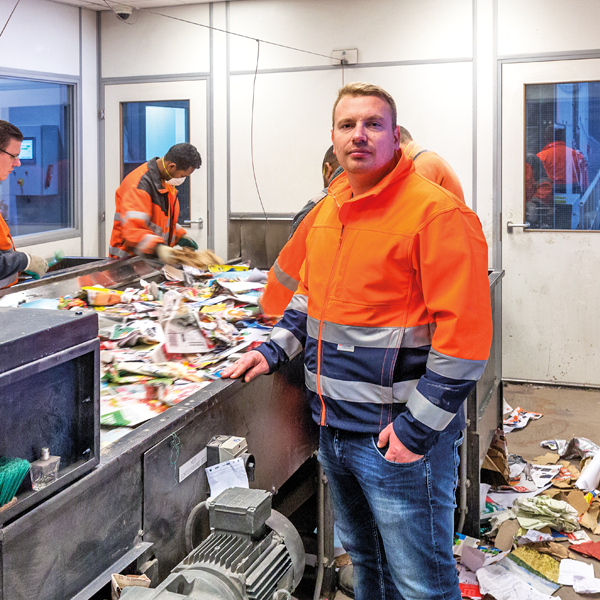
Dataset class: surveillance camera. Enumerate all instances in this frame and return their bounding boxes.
[114,5,133,20]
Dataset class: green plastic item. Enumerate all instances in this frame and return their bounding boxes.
[0,457,30,507]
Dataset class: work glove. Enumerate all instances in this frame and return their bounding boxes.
[155,243,177,265]
[24,253,49,280]
[178,236,198,250]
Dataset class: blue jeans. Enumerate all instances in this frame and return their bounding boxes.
[318,426,462,600]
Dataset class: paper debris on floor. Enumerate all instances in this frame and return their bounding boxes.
[570,540,600,561]
[557,558,594,586]
[512,496,580,532]
[509,546,560,583]
[573,575,600,594]
[457,564,482,599]
[541,437,600,460]
[576,451,600,491]
[476,562,561,600]
[504,407,543,433]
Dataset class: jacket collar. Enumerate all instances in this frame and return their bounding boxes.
[328,150,414,211]
[147,158,170,194]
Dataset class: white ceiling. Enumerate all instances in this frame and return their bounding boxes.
[48,0,233,10]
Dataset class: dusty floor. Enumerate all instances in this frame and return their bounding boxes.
[489,382,600,600]
[296,383,600,600]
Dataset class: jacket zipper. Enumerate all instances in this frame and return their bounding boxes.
[316,223,345,426]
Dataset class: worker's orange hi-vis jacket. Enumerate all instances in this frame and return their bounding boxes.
[260,145,465,316]
[109,159,186,259]
[0,213,28,288]
[403,140,465,202]
[256,152,492,455]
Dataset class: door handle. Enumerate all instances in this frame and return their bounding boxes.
[183,218,204,229]
[506,221,530,233]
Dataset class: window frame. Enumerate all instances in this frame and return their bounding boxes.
[0,67,82,247]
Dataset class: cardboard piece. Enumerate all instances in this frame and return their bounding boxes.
[481,429,511,487]
[495,519,521,552]
[534,453,560,465]
[529,541,573,561]
[566,489,590,516]
[111,574,151,600]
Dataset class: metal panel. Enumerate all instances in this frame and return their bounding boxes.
[227,218,293,269]
[1,461,143,600]
[143,355,316,581]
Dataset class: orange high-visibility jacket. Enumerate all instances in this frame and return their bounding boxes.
[0,214,28,288]
[260,145,465,316]
[403,140,465,202]
[256,152,492,455]
[109,159,186,258]
[537,141,589,193]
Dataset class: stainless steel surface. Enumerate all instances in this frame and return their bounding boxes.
[0,256,161,302]
[228,218,292,270]
[506,221,530,232]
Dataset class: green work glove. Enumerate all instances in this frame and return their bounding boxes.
[178,236,198,250]
[24,253,49,280]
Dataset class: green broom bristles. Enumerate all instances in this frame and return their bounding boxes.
[0,457,31,507]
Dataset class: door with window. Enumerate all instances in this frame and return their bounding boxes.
[502,59,600,385]
[103,81,207,256]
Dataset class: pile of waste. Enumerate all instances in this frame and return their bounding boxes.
[456,428,600,599]
[57,261,276,437]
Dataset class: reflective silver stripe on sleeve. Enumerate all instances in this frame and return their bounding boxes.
[136,234,158,254]
[285,293,308,314]
[406,388,455,431]
[269,327,303,359]
[273,259,299,292]
[401,323,436,348]
[427,348,487,381]
[304,367,417,404]
[114,212,122,222]
[308,318,404,348]
[148,222,163,236]
[124,211,151,224]
[108,245,131,258]
[0,272,18,288]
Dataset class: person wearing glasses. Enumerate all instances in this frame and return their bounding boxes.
[0,121,48,288]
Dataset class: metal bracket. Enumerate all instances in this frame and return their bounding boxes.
[506,221,530,233]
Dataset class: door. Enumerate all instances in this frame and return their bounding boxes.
[103,81,208,256]
[502,59,600,385]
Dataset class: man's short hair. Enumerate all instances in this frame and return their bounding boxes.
[164,143,202,170]
[322,145,339,171]
[0,120,23,151]
[332,82,397,129]
[399,126,413,144]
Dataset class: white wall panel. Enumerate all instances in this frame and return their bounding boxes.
[81,9,99,256]
[230,69,339,214]
[230,62,472,214]
[0,0,80,76]
[229,0,472,72]
[498,0,600,56]
[101,5,210,78]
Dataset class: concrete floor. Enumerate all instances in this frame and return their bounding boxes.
[499,383,600,600]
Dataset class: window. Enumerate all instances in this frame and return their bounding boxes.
[525,82,600,231]
[0,78,74,237]
[121,101,190,221]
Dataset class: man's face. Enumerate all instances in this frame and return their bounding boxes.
[0,138,21,182]
[331,95,399,182]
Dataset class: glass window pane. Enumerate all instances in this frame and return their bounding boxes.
[122,101,190,221]
[0,78,73,237]
[525,82,600,230]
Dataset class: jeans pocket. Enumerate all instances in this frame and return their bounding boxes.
[371,435,426,468]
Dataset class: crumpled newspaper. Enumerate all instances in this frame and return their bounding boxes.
[541,437,600,460]
[512,495,580,532]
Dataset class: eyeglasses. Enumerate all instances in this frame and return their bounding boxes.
[0,148,20,161]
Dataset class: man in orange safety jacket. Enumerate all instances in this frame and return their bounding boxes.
[0,120,48,287]
[260,127,466,316]
[224,82,491,600]
[109,143,202,263]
